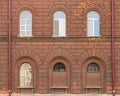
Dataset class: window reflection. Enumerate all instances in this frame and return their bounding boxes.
[53,63,66,72]
[87,63,99,72]
[20,63,32,87]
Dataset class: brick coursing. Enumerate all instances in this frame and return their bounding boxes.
[0,0,119,94]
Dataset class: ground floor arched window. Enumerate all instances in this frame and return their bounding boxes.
[50,61,69,94]
[83,59,104,94]
[19,63,33,87]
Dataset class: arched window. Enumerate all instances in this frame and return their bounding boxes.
[20,63,32,87]
[53,11,66,37]
[53,63,66,72]
[20,10,32,37]
[87,11,100,36]
[87,63,99,72]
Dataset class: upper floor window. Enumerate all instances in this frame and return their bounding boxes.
[87,63,99,73]
[20,10,32,37]
[20,63,32,87]
[87,11,100,37]
[53,11,66,37]
[53,63,66,72]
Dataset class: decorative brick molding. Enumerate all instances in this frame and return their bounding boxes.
[79,49,109,66]
[13,49,42,65]
[44,48,75,66]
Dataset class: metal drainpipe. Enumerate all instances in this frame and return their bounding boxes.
[8,0,12,96]
[112,0,115,96]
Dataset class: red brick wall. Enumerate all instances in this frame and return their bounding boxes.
[115,0,120,94]
[0,0,8,92]
[0,0,117,94]
[11,38,112,94]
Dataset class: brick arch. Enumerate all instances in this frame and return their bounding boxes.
[79,49,109,66]
[44,48,76,66]
[13,49,42,65]
[48,4,71,36]
[46,49,73,93]
[14,5,36,36]
[82,57,106,93]
[48,4,70,16]
[17,4,36,15]
[81,2,107,36]
[79,49,110,93]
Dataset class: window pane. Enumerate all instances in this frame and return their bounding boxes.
[20,10,32,19]
[20,20,25,25]
[53,63,66,72]
[27,20,32,26]
[54,11,66,37]
[88,20,93,36]
[26,31,32,36]
[26,26,32,30]
[20,26,25,31]
[20,10,32,37]
[20,63,32,87]
[54,20,59,36]
[87,11,100,36]
[59,19,65,36]
[87,63,99,72]
[54,11,65,19]
[94,20,99,36]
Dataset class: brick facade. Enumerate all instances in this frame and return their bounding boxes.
[0,0,119,95]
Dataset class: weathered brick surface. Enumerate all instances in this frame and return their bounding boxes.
[115,0,120,94]
[0,0,119,95]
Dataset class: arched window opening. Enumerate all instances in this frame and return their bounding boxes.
[54,11,66,37]
[87,11,100,36]
[53,63,66,72]
[87,63,99,72]
[20,10,32,37]
[20,63,32,87]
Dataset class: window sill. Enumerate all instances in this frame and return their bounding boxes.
[18,35,33,38]
[51,86,68,88]
[87,36,101,38]
[84,86,102,89]
[52,35,66,37]
[17,87,34,89]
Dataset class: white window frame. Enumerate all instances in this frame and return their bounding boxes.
[20,10,32,37]
[19,63,32,88]
[53,11,66,37]
[87,11,100,37]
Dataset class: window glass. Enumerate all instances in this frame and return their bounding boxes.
[87,11,100,36]
[87,63,99,73]
[20,63,32,87]
[54,11,66,37]
[53,63,66,72]
[20,10,32,37]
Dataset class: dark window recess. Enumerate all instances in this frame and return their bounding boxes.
[53,63,66,72]
[87,63,99,73]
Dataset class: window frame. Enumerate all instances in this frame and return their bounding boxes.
[87,11,100,37]
[53,11,66,37]
[20,10,32,37]
[19,62,33,88]
[87,63,100,73]
[53,63,66,72]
